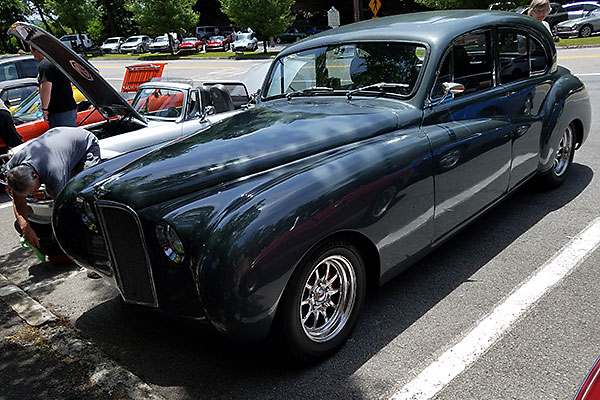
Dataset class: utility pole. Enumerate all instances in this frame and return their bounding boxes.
[353,0,361,21]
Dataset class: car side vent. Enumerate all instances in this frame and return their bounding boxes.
[95,201,158,307]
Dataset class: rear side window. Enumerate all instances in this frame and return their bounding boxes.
[498,28,549,84]
[0,62,19,82]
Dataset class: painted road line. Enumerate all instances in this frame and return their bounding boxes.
[0,273,58,326]
[576,73,600,76]
[559,55,600,59]
[0,202,12,210]
[389,217,600,400]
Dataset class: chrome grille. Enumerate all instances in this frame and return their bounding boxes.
[95,201,158,307]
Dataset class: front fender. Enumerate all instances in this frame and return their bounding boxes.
[538,68,591,172]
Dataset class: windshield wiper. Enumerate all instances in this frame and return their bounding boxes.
[286,86,334,100]
[346,82,409,100]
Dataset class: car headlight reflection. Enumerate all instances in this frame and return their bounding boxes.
[155,221,185,263]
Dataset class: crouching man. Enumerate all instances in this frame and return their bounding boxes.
[5,127,100,249]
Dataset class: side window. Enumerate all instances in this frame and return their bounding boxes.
[498,30,529,83]
[450,31,493,96]
[530,35,549,74]
[430,30,493,102]
[18,59,39,78]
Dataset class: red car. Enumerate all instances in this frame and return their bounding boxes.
[575,356,600,400]
[179,37,204,53]
[205,35,231,51]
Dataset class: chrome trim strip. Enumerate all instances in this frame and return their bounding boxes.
[95,200,159,308]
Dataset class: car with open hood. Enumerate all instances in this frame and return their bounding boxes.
[51,11,590,362]
[4,21,252,254]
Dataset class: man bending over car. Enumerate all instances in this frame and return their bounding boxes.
[5,127,100,249]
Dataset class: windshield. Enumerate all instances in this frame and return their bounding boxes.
[11,88,42,122]
[237,33,253,41]
[183,38,197,43]
[126,37,142,43]
[263,42,427,99]
[105,38,120,44]
[131,87,185,119]
[209,36,224,41]
[155,37,167,42]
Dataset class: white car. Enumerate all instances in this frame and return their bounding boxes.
[59,34,93,52]
[100,37,125,54]
[232,32,259,52]
[5,22,256,256]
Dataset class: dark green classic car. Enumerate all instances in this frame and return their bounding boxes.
[53,10,591,362]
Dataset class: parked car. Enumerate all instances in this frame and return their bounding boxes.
[556,8,600,37]
[0,78,37,109]
[120,35,151,54]
[5,21,253,256]
[545,2,570,28]
[59,34,93,52]
[231,32,258,52]
[48,10,590,362]
[149,34,179,53]
[563,1,600,19]
[0,55,38,83]
[178,37,204,53]
[205,35,231,51]
[275,27,308,43]
[488,2,516,10]
[195,25,217,40]
[100,37,125,54]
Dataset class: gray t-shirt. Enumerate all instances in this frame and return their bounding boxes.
[8,126,97,197]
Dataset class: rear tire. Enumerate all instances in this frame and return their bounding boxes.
[276,240,366,363]
[537,122,575,189]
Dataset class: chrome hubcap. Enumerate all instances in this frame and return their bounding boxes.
[553,125,573,177]
[300,255,356,343]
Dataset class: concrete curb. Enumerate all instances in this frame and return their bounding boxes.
[0,272,165,400]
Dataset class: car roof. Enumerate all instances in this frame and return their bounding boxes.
[0,77,37,89]
[280,10,553,58]
[0,54,35,64]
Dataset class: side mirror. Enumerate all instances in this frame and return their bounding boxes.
[428,82,465,107]
[200,105,216,121]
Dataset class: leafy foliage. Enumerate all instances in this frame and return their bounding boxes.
[221,0,295,51]
[128,0,199,37]
[0,0,29,53]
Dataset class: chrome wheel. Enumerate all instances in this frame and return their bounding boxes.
[300,254,356,343]
[580,25,593,38]
[553,124,574,177]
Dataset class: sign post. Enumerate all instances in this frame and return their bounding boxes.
[328,7,340,28]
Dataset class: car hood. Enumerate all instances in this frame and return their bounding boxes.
[87,99,404,209]
[8,22,146,126]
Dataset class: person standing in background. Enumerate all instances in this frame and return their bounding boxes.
[30,46,77,128]
[528,0,552,32]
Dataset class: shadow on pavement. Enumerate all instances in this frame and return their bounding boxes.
[73,164,593,400]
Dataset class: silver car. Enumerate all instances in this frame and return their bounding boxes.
[232,32,258,52]
[120,35,152,54]
[100,37,125,54]
[556,8,600,37]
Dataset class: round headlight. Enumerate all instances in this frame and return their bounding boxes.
[155,221,185,263]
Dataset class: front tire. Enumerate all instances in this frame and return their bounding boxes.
[538,122,575,189]
[579,25,593,38]
[276,240,366,362]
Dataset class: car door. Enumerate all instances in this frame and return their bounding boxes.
[497,27,553,189]
[422,29,512,241]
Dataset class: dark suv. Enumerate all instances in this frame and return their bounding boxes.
[0,55,38,83]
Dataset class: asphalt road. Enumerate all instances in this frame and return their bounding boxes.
[1,47,600,400]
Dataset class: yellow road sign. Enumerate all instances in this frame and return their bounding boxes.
[369,0,381,18]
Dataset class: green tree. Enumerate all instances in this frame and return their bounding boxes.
[0,0,30,53]
[128,0,199,37]
[48,0,96,33]
[221,0,295,52]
